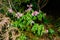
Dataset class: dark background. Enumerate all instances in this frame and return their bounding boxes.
[41,0,60,17]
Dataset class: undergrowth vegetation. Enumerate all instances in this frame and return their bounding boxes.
[0,0,60,40]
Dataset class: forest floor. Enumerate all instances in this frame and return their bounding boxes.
[0,13,60,40]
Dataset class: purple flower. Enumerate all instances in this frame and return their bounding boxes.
[25,7,32,12]
[28,8,32,11]
[8,8,13,13]
[15,12,23,19]
[32,11,39,16]
[25,4,33,12]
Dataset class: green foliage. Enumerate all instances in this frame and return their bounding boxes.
[37,11,44,21]
[54,18,60,27]
[31,24,45,36]
[11,0,30,12]
[12,10,46,31]
[1,0,59,40]
[48,28,55,35]
[17,34,27,40]
[20,34,27,40]
[48,28,55,40]
[12,0,30,3]
[0,0,48,13]
[12,11,32,30]
[43,16,53,24]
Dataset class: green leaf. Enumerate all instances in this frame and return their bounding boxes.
[37,13,43,21]
[32,16,37,20]
[31,24,38,32]
[48,29,55,34]
[12,21,18,27]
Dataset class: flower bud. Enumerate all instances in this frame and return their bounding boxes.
[8,8,13,13]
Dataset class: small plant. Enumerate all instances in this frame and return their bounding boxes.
[48,28,55,35]
[31,24,45,36]
[11,9,46,31]
[48,28,55,40]
[1,0,59,40]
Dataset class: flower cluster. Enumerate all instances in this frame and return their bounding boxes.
[15,12,23,19]
[8,8,23,19]
[26,4,33,11]
[32,11,39,16]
